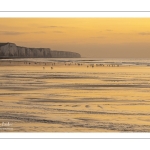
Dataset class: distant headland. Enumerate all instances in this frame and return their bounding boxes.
[0,43,81,58]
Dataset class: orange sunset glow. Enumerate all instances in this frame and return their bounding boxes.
[1,18,150,57]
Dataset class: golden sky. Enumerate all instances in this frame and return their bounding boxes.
[0,18,150,57]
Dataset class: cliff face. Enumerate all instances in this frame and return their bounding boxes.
[0,43,51,58]
[0,43,81,58]
[17,46,51,58]
[51,50,81,58]
[0,43,18,57]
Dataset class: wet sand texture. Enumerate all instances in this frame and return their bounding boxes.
[0,59,150,132]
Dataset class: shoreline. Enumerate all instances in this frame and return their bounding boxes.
[0,59,149,68]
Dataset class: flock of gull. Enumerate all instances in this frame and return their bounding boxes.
[8,60,121,69]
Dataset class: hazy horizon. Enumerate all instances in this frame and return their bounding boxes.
[1,18,150,58]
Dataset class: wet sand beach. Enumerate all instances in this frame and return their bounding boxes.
[0,58,150,132]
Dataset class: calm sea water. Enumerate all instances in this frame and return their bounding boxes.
[5,57,150,65]
[0,58,150,132]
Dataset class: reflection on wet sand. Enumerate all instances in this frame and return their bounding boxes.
[0,58,150,132]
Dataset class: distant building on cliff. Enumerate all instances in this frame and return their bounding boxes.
[0,43,81,58]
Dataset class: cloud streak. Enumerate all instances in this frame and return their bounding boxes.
[0,31,46,35]
[53,31,64,33]
[32,31,46,34]
[139,32,150,35]
[0,31,26,35]
[40,26,65,28]
[90,36,105,38]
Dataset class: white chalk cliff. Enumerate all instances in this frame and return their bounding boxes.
[0,43,81,58]
[51,50,81,58]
